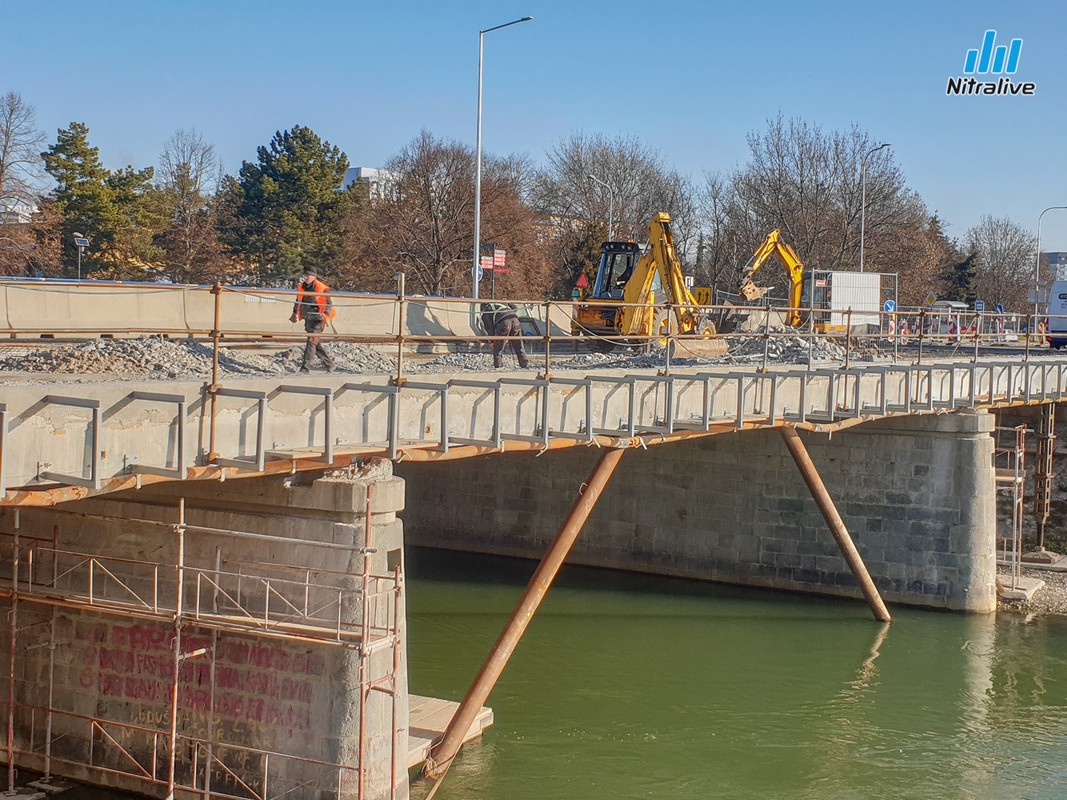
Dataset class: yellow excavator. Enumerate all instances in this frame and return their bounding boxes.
[733,228,805,327]
[571,212,725,356]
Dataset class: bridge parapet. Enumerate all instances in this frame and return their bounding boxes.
[1,357,1066,505]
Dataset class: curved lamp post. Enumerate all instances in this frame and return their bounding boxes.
[472,15,533,300]
[859,143,890,273]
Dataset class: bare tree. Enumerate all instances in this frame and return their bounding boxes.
[724,116,909,272]
[965,214,1037,312]
[531,132,696,296]
[0,91,45,212]
[155,129,229,283]
[532,133,693,239]
[695,116,956,305]
[358,130,550,298]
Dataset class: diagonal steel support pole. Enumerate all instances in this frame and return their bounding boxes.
[779,427,892,622]
[424,447,626,779]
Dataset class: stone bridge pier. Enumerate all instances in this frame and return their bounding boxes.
[400,410,998,613]
[0,463,408,800]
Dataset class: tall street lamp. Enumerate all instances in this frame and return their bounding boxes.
[859,143,890,273]
[1034,206,1067,319]
[73,232,90,280]
[587,173,615,241]
[472,15,532,300]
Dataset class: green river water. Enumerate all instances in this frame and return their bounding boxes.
[406,548,1067,800]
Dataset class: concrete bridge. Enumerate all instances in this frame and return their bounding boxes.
[1,281,1064,799]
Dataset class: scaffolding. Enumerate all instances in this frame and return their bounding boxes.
[0,495,403,800]
[994,424,1027,589]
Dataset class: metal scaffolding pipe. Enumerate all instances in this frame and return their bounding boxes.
[779,427,892,622]
[424,447,626,779]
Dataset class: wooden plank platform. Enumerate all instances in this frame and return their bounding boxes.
[407,695,494,769]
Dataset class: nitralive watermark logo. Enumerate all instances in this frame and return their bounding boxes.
[947,30,1035,96]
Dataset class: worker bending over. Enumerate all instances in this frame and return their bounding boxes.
[480,302,530,369]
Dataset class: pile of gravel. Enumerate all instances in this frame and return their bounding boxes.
[998,567,1067,616]
[407,349,698,373]
[718,327,849,365]
[0,338,217,378]
[0,337,398,379]
[0,329,885,380]
[269,341,397,374]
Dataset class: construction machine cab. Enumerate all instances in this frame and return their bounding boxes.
[591,241,641,300]
[570,212,724,357]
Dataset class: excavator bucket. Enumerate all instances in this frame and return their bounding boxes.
[672,333,729,360]
[670,314,728,359]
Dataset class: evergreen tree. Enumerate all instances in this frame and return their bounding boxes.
[224,125,353,284]
[940,254,978,304]
[41,122,163,277]
[41,122,114,275]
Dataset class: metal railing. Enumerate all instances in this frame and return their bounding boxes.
[3,282,1067,501]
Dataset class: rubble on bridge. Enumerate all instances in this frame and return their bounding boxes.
[0,327,878,381]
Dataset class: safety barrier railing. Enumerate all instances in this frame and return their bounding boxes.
[0,523,396,646]
[4,358,1067,503]
[4,281,1067,500]
[7,704,358,800]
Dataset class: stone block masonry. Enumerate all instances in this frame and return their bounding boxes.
[0,461,409,800]
[399,410,997,613]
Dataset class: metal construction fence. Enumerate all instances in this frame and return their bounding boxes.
[0,278,1057,381]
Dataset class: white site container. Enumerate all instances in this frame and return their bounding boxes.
[826,271,881,330]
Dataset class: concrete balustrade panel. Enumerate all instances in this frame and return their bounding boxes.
[6,282,192,334]
[0,464,409,800]
[0,280,574,341]
[1,365,1060,495]
[398,410,997,613]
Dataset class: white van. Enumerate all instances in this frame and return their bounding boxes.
[1048,280,1067,349]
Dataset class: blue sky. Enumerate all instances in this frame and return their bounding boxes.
[5,0,1067,250]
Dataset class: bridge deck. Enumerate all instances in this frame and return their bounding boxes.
[3,355,1067,506]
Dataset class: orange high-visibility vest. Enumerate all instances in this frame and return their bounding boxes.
[294,279,335,320]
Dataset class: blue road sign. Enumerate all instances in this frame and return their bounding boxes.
[975,299,985,312]
[883,299,897,313]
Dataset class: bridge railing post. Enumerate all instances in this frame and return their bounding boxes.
[208,282,222,462]
[395,272,406,384]
[761,306,770,374]
[916,309,926,366]
[844,308,853,372]
[542,300,552,379]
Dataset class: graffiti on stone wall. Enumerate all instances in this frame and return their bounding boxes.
[74,622,325,744]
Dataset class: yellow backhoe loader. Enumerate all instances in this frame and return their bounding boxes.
[571,212,725,357]
[732,228,805,327]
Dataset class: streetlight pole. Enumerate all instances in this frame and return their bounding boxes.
[859,143,890,273]
[1034,206,1067,320]
[587,173,614,241]
[472,15,533,301]
[73,232,89,281]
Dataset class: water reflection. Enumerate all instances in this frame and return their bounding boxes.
[408,549,1067,800]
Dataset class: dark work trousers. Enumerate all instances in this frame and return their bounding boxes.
[302,318,335,369]
[493,317,530,368]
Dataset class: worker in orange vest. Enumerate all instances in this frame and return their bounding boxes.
[289,269,336,373]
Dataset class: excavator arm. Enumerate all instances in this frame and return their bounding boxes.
[737,229,804,327]
[617,212,705,336]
